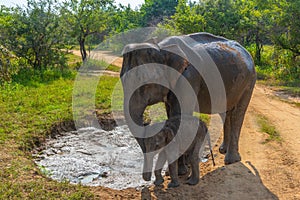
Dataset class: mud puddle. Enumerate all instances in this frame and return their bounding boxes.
[34,119,220,190]
[34,126,154,190]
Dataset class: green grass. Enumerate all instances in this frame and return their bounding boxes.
[143,103,211,125]
[106,64,121,72]
[256,114,281,143]
[0,69,122,198]
[144,102,168,124]
[0,80,74,149]
[193,112,210,125]
[12,67,76,87]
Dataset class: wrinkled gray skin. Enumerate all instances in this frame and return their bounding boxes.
[142,116,208,188]
[121,32,256,168]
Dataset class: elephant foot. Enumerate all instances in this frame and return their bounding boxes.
[219,143,227,154]
[143,172,152,181]
[167,180,180,188]
[224,152,241,165]
[154,178,164,186]
[186,176,199,185]
[178,164,188,175]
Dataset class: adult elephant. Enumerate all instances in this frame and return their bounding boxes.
[120,32,256,166]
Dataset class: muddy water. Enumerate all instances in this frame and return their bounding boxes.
[34,126,155,190]
[34,122,221,190]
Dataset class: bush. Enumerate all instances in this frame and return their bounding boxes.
[0,46,19,84]
[248,45,300,85]
[12,68,75,87]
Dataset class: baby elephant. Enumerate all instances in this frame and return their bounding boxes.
[142,115,208,188]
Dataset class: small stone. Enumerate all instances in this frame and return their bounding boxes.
[44,149,55,156]
[101,172,108,178]
[53,143,65,149]
[76,149,92,155]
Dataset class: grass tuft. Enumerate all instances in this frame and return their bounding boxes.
[256,114,281,142]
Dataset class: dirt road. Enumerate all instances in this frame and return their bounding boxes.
[71,50,123,68]
[72,51,300,199]
[90,85,299,199]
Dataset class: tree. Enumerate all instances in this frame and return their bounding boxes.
[61,0,114,61]
[169,0,206,34]
[274,0,300,57]
[0,6,18,83]
[200,0,245,40]
[241,0,279,64]
[140,0,178,26]
[272,0,300,80]
[109,4,141,34]
[3,0,67,70]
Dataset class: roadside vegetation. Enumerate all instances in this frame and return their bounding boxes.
[256,114,281,143]
[0,72,119,198]
[0,0,299,198]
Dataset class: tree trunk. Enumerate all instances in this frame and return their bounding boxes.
[79,37,87,62]
[255,29,263,65]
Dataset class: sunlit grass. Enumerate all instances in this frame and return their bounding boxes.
[0,72,120,198]
[256,114,281,143]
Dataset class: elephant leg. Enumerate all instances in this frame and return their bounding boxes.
[225,88,253,165]
[186,144,200,185]
[167,161,180,188]
[154,151,166,186]
[178,155,189,175]
[219,112,231,154]
[186,156,200,185]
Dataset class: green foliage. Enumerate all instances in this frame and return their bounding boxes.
[201,0,245,39]
[159,0,299,86]
[273,0,300,56]
[272,48,300,82]
[0,46,19,84]
[163,0,205,34]
[250,45,300,83]
[110,4,141,34]
[60,0,114,61]
[140,0,178,26]
[193,112,210,125]
[11,67,75,87]
[2,0,68,70]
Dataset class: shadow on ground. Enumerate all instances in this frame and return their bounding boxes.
[141,162,278,200]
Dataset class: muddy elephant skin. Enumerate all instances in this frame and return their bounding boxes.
[142,116,208,188]
[121,32,256,165]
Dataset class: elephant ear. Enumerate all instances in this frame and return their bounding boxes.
[121,43,161,78]
[122,43,160,56]
[158,37,190,89]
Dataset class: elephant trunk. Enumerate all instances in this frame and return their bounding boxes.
[123,95,147,152]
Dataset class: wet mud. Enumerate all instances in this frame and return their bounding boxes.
[34,126,153,190]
